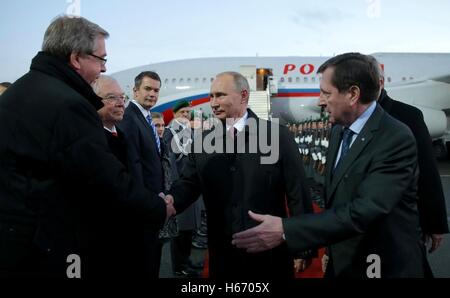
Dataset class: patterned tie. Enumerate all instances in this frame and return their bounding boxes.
[146,114,161,154]
[334,127,354,171]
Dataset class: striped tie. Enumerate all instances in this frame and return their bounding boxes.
[146,115,161,154]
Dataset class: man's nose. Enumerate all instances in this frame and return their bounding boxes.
[317,95,326,107]
[210,96,218,106]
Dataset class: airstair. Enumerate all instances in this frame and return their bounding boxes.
[248,90,270,120]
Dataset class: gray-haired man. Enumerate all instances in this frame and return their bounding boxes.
[0,15,173,278]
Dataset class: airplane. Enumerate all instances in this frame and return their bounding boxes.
[111,53,450,158]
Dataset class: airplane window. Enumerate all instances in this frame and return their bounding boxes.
[172,78,176,83]
[164,79,169,84]
[187,78,191,83]
[409,76,413,80]
[280,77,285,83]
[210,78,214,82]
[304,77,308,83]
[180,78,183,83]
[202,78,207,83]
[387,77,391,82]
[195,78,199,83]
[402,77,406,81]
[311,77,316,83]
[296,77,300,83]
[288,77,292,83]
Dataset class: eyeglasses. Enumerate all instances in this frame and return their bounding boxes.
[102,95,126,102]
[88,53,107,65]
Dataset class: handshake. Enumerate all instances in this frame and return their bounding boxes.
[159,193,176,221]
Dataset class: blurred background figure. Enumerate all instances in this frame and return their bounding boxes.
[164,101,203,277]
[0,82,12,95]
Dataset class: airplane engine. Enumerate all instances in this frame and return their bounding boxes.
[270,96,321,123]
[413,105,447,139]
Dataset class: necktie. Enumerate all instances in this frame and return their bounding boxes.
[111,131,118,137]
[334,127,354,171]
[228,127,237,139]
[146,114,161,154]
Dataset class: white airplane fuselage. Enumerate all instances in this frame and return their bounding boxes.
[111,53,450,142]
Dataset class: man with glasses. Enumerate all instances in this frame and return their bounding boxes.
[92,75,127,165]
[0,16,172,278]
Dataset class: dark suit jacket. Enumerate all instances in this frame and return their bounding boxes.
[87,127,159,278]
[118,102,165,278]
[170,109,313,279]
[378,89,449,234]
[119,102,164,193]
[283,104,429,277]
[104,128,128,166]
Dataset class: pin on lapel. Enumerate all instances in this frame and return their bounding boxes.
[361,137,365,142]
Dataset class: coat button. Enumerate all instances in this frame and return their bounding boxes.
[230,166,236,172]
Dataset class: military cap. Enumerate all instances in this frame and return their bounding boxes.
[172,100,190,113]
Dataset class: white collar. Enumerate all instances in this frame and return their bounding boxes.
[226,111,248,133]
[131,100,150,118]
[104,125,117,134]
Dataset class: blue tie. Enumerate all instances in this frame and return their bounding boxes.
[334,127,354,171]
[146,114,161,154]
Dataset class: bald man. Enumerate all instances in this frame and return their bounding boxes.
[0,82,11,95]
[92,75,127,165]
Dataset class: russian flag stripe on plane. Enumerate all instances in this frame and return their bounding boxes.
[152,93,210,113]
[153,88,320,115]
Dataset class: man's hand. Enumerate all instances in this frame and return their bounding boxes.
[231,211,284,253]
[424,234,444,253]
[164,194,174,205]
[321,254,329,273]
[161,193,176,221]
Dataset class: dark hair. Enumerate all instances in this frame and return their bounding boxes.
[0,82,12,88]
[134,71,161,89]
[317,52,380,104]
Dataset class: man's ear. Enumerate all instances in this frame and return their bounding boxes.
[348,85,360,105]
[241,89,249,104]
[69,53,82,71]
